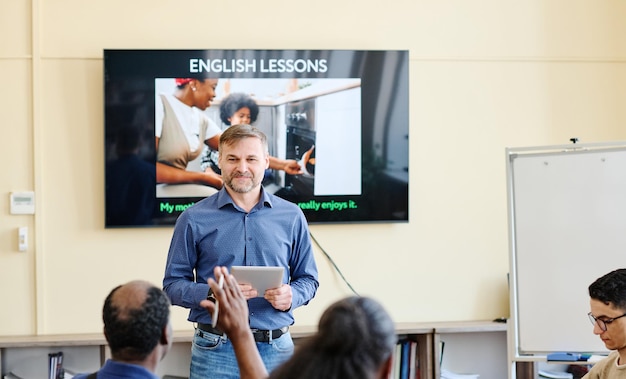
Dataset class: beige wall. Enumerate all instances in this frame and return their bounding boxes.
[1,0,625,336]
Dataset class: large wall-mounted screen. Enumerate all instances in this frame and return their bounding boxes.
[104,49,409,227]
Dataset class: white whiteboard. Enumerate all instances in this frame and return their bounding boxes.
[507,142,626,355]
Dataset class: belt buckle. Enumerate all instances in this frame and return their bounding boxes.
[250,327,288,343]
[196,323,226,340]
[250,328,273,343]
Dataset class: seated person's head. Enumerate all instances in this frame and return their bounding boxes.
[589,269,626,309]
[270,296,396,379]
[103,280,172,362]
[588,268,626,353]
[203,268,395,379]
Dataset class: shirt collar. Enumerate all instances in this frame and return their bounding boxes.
[216,186,273,211]
[101,359,160,379]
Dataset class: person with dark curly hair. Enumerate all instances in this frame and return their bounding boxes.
[219,92,260,126]
[201,92,301,176]
[585,268,626,378]
[268,295,396,379]
[73,281,173,379]
[201,266,395,379]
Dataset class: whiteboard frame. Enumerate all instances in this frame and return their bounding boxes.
[506,140,626,359]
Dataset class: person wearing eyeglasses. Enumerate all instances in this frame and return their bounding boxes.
[585,268,626,378]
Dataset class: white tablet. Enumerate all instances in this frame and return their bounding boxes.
[230,266,284,296]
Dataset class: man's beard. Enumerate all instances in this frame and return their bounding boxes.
[224,172,260,193]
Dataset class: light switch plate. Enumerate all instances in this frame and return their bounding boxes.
[18,227,27,251]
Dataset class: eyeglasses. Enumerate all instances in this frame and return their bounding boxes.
[588,312,626,332]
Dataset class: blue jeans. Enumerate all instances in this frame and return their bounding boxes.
[190,327,294,379]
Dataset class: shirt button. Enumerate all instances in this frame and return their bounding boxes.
[248,237,252,241]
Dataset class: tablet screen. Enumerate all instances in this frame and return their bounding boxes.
[230,266,284,296]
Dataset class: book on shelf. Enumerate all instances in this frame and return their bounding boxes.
[388,339,419,379]
[399,340,410,379]
[394,343,402,379]
[439,340,445,366]
[408,340,419,379]
[9,364,73,379]
[48,351,65,379]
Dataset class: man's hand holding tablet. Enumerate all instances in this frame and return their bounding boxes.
[231,266,292,311]
[230,266,283,297]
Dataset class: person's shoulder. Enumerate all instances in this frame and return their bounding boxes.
[586,351,618,374]
[605,350,620,363]
[266,191,299,209]
[265,192,309,223]
[175,194,219,219]
[202,116,221,137]
[190,193,220,210]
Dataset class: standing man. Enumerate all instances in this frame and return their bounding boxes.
[163,124,319,379]
[73,280,173,379]
[584,268,626,378]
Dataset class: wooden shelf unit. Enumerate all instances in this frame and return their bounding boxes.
[432,320,508,379]
[0,321,507,379]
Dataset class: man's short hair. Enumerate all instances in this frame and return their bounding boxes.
[589,268,626,310]
[103,284,171,360]
[219,124,268,155]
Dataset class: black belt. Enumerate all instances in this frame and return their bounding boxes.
[197,323,289,343]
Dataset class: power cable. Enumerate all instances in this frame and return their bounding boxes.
[309,232,359,296]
